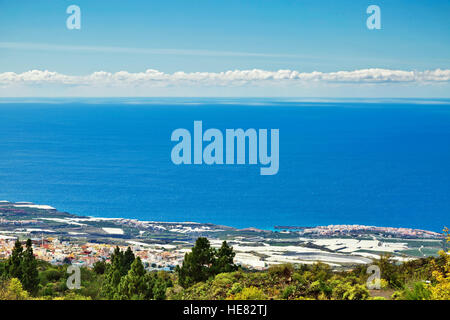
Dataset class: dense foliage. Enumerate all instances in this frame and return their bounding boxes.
[0,232,449,300]
[176,238,237,288]
[3,239,39,294]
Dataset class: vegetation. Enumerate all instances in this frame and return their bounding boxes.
[100,246,172,300]
[0,230,449,300]
[427,228,450,300]
[4,239,39,294]
[176,238,237,288]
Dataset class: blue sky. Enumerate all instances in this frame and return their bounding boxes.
[0,0,449,97]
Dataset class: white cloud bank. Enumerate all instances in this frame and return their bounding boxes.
[1,68,449,98]
[1,68,449,86]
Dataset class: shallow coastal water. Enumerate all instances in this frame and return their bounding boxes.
[0,99,449,231]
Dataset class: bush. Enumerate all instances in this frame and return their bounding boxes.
[213,272,235,287]
[268,264,294,279]
[53,292,92,300]
[0,278,29,300]
[42,268,62,282]
[342,284,369,300]
[394,282,432,300]
[281,285,295,299]
[229,286,267,300]
[228,282,243,296]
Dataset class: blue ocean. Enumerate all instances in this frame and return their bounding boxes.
[0,99,449,232]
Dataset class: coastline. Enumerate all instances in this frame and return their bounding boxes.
[0,199,443,238]
[0,200,445,270]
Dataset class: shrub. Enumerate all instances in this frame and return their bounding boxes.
[0,278,29,300]
[228,282,243,296]
[342,284,369,300]
[53,292,92,300]
[394,282,432,300]
[229,286,267,300]
[281,285,295,299]
[268,264,294,279]
[42,268,62,282]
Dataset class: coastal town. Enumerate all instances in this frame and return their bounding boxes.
[0,201,445,270]
[0,236,182,271]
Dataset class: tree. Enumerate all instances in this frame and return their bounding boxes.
[178,238,238,288]
[7,239,23,279]
[212,241,238,274]
[62,257,72,265]
[93,260,106,275]
[21,239,39,294]
[110,246,123,270]
[152,277,168,300]
[123,247,135,273]
[116,257,152,300]
[101,246,136,299]
[177,237,216,288]
[0,260,7,280]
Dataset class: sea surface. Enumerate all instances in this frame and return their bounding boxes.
[0,98,449,232]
